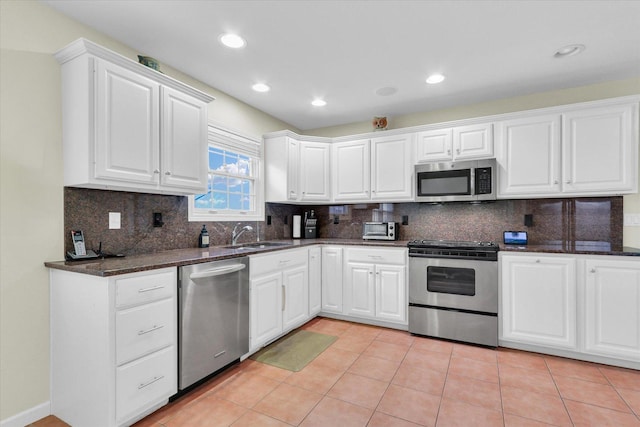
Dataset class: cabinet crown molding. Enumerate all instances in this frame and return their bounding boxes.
[55,38,215,103]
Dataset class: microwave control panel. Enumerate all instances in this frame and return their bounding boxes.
[475,167,493,195]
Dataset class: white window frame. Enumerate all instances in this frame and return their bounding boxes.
[188,124,264,222]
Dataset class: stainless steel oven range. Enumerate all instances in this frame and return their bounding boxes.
[408,239,499,347]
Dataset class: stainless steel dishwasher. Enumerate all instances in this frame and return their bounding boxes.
[178,257,249,390]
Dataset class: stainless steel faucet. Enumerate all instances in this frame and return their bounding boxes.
[231,223,253,245]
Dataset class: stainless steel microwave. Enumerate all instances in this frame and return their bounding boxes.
[363,222,398,240]
[415,159,497,203]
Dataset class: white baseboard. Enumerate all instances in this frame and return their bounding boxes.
[0,401,50,427]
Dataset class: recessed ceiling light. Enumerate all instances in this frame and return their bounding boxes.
[554,44,585,58]
[220,33,246,49]
[376,86,398,96]
[311,99,327,107]
[252,83,270,92]
[426,74,445,84]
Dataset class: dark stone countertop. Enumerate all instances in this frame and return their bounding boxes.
[44,239,410,277]
[500,241,640,257]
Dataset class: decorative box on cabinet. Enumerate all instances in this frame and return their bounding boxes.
[50,267,177,427]
[55,38,213,195]
[249,248,309,351]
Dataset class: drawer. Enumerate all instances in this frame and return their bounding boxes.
[115,268,176,308]
[345,247,407,265]
[250,248,308,277]
[116,346,176,423]
[116,298,175,365]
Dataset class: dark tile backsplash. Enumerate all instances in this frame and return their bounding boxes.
[64,187,622,256]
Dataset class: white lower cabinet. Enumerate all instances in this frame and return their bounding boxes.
[321,246,344,313]
[309,246,322,316]
[584,258,640,361]
[500,252,640,368]
[50,267,177,427]
[344,247,407,325]
[500,254,577,349]
[249,248,309,351]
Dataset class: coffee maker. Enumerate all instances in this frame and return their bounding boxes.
[303,210,317,239]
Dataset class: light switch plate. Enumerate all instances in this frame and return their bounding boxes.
[623,213,640,227]
[109,212,121,229]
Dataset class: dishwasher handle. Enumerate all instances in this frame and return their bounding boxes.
[189,263,246,280]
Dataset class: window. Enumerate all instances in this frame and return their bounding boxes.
[189,125,263,222]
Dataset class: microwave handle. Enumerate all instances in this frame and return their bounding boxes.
[470,167,476,196]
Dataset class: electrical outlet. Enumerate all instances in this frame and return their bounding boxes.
[402,215,409,225]
[624,213,640,226]
[109,212,121,229]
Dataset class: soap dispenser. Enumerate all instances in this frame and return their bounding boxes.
[198,225,210,248]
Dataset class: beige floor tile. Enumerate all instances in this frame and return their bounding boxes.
[348,354,400,382]
[253,382,322,425]
[497,348,549,373]
[230,410,291,427]
[327,372,388,409]
[240,359,292,382]
[448,356,499,383]
[498,364,559,396]
[332,334,375,353]
[362,339,410,363]
[436,397,503,426]
[501,385,572,426]
[553,374,632,412]
[376,329,416,347]
[600,365,640,392]
[403,347,451,373]
[503,413,559,426]
[411,336,454,355]
[299,396,373,427]
[545,356,608,384]
[452,343,497,364]
[162,395,247,427]
[619,387,640,417]
[368,411,422,427]
[564,400,640,426]
[284,363,343,394]
[392,363,446,397]
[442,374,502,411]
[213,372,280,408]
[377,384,440,426]
[308,345,359,371]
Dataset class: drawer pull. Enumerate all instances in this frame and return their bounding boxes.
[279,260,291,265]
[138,375,164,390]
[138,324,164,335]
[368,255,384,260]
[138,285,165,293]
[214,350,227,358]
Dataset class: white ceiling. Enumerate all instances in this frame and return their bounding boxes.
[44,0,640,131]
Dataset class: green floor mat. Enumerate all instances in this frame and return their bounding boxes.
[250,329,337,372]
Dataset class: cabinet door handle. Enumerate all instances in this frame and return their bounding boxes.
[456,148,460,154]
[590,268,596,273]
[153,170,160,174]
[138,285,164,293]
[279,260,291,265]
[282,285,286,311]
[554,180,559,185]
[447,149,451,155]
[535,259,540,263]
[138,375,164,390]
[566,180,572,184]
[165,171,172,176]
[368,255,383,260]
[138,324,164,335]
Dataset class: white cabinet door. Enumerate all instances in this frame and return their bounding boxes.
[454,123,494,160]
[501,255,577,349]
[308,247,322,316]
[415,129,453,163]
[287,138,300,201]
[562,103,638,195]
[333,139,371,201]
[282,265,309,330]
[250,272,283,350]
[321,246,343,313]
[371,133,413,201]
[160,86,208,193]
[584,258,640,361]
[375,265,406,323]
[95,59,160,184]
[300,141,331,201]
[496,114,561,197]
[344,262,376,319]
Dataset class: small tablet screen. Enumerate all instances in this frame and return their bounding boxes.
[504,231,528,245]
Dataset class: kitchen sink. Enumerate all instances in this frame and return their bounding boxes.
[224,241,293,250]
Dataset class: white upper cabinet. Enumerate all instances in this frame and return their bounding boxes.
[332,139,371,201]
[264,134,331,203]
[496,114,562,197]
[562,103,638,195]
[415,123,493,163]
[496,100,638,199]
[56,38,213,195]
[299,141,331,202]
[371,133,414,201]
